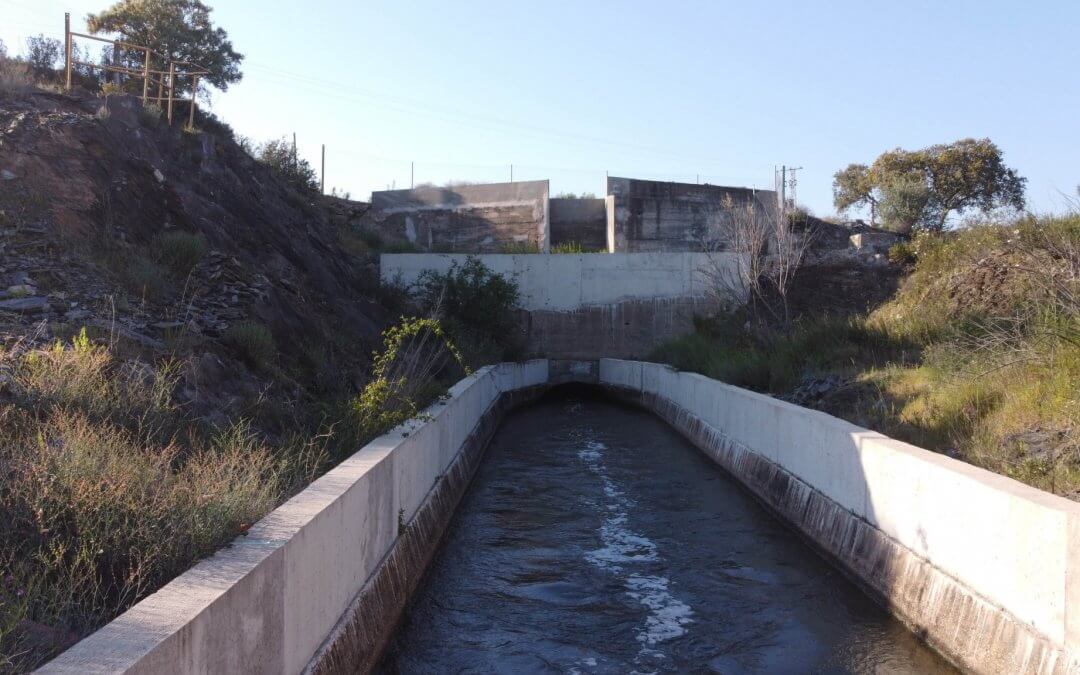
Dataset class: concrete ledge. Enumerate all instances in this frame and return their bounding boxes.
[599,359,1080,675]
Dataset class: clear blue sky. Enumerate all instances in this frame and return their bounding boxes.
[4,0,1078,216]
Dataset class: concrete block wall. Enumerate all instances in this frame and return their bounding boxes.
[599,359,1080,674]
[606,177,778,252]
[41,361,551,675]
[364,181,550,253]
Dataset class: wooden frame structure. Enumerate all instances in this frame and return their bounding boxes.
[63,12,210,128]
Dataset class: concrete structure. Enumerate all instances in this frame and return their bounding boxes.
[363,181,550,253]
[548,197,607,250]
[601,359,1080,675]
[380,252,744,358]
[41,359,1080,674]
[606,177,777,252]
[359,177,781,255]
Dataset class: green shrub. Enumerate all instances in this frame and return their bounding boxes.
[354,317,466,439]
[140,102,163,127]
[223,321,276,369]
[152,230,208,276]
[121,254,169,301]
[416,256,522,365]
[550,242,606,254]
[887,240,916,265]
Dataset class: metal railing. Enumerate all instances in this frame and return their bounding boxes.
[63,12,210,128]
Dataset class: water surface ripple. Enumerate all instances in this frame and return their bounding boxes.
[381,391,952,674]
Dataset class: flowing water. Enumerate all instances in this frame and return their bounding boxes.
[380,390,953,674]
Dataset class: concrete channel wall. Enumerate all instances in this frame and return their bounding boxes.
[598,359,1080,675]
[41,361,552,675]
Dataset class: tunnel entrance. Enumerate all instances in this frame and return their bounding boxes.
[378,388,953,673]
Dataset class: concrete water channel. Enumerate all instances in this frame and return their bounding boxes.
[380,389,953,673]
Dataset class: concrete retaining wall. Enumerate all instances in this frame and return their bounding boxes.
[380,252,739,312]
[606,177,777,252]
[364,181,550,253]
[381,252,744,358]
[41,361,551,675]
[598,359,1080,675]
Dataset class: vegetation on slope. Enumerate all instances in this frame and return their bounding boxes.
[652,214,1079,498]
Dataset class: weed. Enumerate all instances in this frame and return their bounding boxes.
[222,321,277,370]
[120,254,169,302]
[152,230,208,276]
[499,241,540,254]
[551,242,606,254]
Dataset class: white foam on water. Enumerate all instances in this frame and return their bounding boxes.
[576,438,693,660]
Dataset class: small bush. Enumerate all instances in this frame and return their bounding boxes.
[0,57,34,96]
[99,81,123,97]
[140,102,163,127]
[152,230,208,276]
[354,317,466,439]
[416,256,522,365]
[254,136,318,192]
[887,240,917,265]
[223,321,277,369]
[121,254,169,302]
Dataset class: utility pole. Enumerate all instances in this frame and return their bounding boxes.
[321,144,326,195]
[510,164,513,183]
[64,13,72,92]
[411,161,414,189]
[292,133,297,174]
[787,166,803,207]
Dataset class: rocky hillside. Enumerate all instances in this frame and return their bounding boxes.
[0,90,388,435]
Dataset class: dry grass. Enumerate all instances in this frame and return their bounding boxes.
[653,213,1080,499]
[0,330,320,671]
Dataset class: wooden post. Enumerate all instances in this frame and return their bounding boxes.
[188,74,198,129]
[112,41,121,87]
[166,61,175,124]
[141,49,150,103]
[64,13,72,92]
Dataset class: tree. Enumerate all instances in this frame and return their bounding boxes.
[255,137,319,192]
[833,138,1026,232]
[25,35,62,76]
[878,173,930,233]
[87,0,242,94]
[832,163,878,225]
